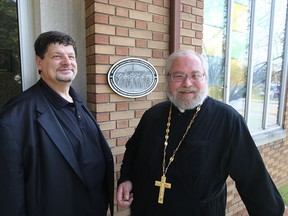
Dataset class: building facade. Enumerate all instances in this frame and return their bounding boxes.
[0,0,287,215]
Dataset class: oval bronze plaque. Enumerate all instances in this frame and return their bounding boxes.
[108,58,158,98]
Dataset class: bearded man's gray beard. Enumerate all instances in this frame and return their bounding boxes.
[166,85,208,110]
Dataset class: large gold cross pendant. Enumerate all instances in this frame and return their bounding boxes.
[155,175,171,204]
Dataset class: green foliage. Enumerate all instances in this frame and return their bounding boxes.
[0,0,19,51]
[279,184,288,206]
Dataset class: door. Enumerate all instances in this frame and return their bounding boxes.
[0,0,22,108]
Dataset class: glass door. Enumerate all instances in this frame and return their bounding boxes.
[0,0,22,108]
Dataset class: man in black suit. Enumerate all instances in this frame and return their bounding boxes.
[0,31,114,216]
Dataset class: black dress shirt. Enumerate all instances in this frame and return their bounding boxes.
[40,79,107,215]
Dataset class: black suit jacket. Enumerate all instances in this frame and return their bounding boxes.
[0,80,114,216]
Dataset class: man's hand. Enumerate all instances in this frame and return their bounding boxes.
[116,180,134,207]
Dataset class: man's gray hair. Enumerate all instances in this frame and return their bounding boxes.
[164,50,209,79]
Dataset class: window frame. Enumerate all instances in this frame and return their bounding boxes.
[204,0,288,145]
[18,0,38,90]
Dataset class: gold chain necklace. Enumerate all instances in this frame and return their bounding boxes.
[155,103,201,204]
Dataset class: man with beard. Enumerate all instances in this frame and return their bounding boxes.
[0,31,114,216]
[116,50,284,215]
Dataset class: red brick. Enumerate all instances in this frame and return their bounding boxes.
[182,4,192,13]
[183,20,192,29]
[95,93,109,103]
[94,13,109,24]
[135,110,145,118]
[116,46,129,55]
[95,34,109,44]
[86,34,96,46]
[136,20,147,30]
[117,102,129,111]
[117,137,129,146]
[116,154,124,163]
[95,74,107,84]
[135,39,148,48]
[87,92,96,103]
[117,120,129,129]
[152,50,162,58]
[95,112,110,122]
[136,2,148,12]
[197,1,204,9]
[196,31,203,39]
[101,130,110,139]
[153,32,163,41]
[95,55,109,64]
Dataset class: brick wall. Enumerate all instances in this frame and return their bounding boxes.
[179,0,203,52]
[226,139,288,216]
[84,0,288,215]
[85,1,171,214]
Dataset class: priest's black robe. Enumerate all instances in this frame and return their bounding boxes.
[118,97,284,216]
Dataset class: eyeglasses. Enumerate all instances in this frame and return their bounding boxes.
[169,72,205,82]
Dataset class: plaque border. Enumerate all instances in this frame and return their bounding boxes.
[108,57,159,98]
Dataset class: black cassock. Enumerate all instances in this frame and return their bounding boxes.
[118,97,284,216]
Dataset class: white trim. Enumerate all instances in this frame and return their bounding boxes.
[223,0,233,103]
[18,0,38,90]
[262,0,276,129]
[246,0,256,125]
[279,0,288,125]
[253,128,287,147]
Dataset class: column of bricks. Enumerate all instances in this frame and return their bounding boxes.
[180,0,204,53]
[85,1,204,215]
[85,1,171,215]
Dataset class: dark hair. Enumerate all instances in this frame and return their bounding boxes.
[34,31,77,59]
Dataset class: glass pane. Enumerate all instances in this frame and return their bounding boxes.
[249,0,272,132]
[267,0,287,127]
[203,0,226,101]
[228,0,251,117]
[0,0,22,109]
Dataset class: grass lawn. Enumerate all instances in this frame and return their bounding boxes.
[279,184,288,206]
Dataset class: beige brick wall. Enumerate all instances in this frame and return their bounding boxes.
[85,0,288,215]
[226,138,288,216]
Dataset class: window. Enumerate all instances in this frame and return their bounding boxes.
[203,0,287,134]
[0,0,22,108]
[0,0,37,109]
